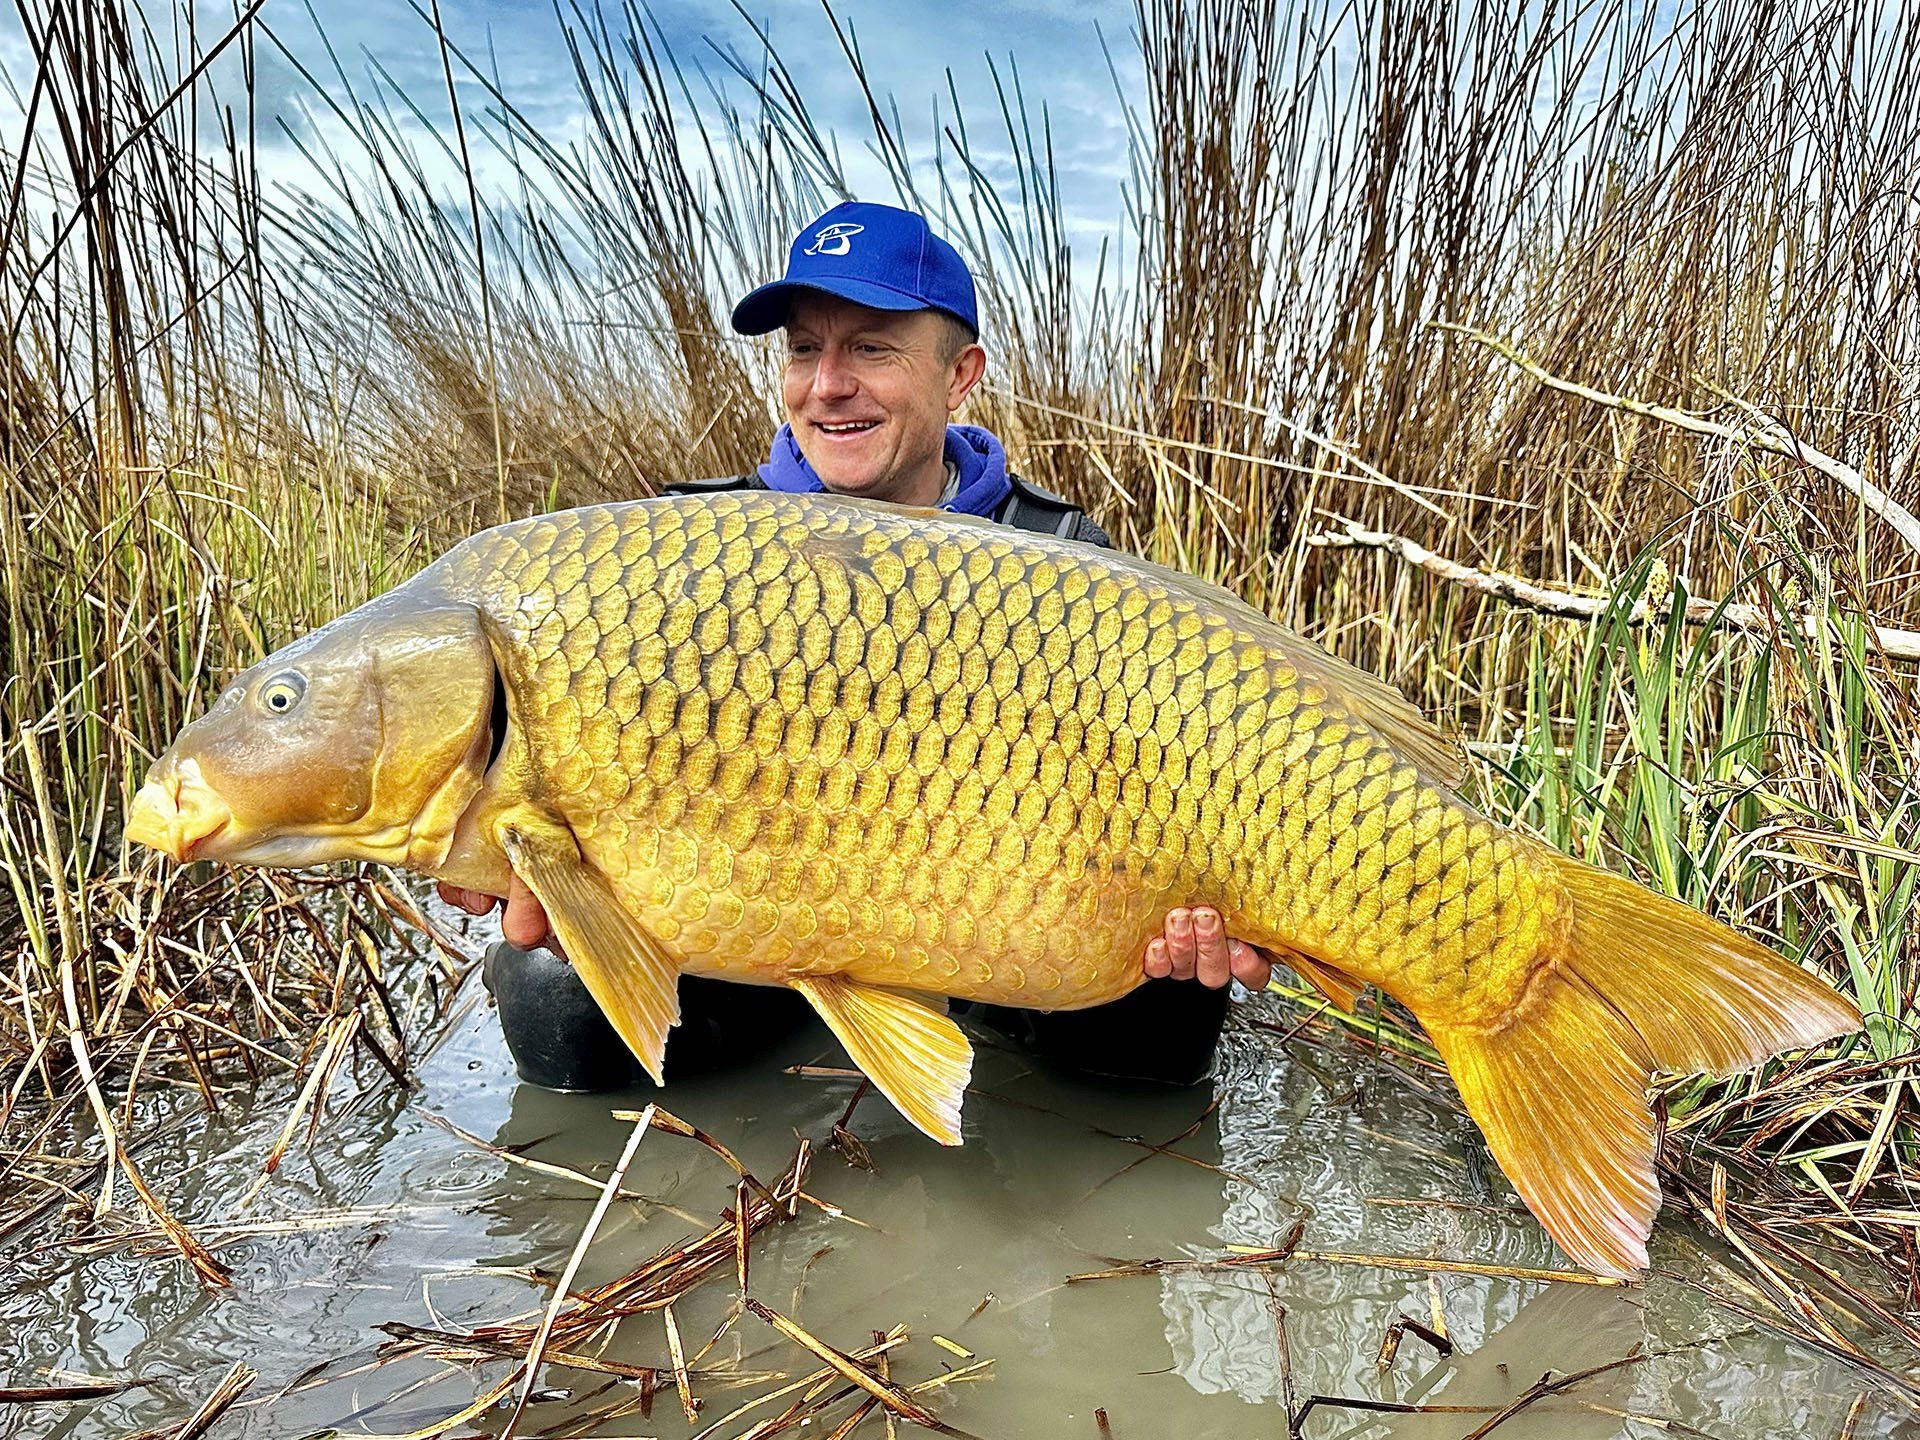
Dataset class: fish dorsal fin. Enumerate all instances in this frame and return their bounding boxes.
[790,976,974,1145]
[500,816,681,1084]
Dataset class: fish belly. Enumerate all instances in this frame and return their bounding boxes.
[593,826,1169,1010]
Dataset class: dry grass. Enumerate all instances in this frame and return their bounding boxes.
[1,0,1917,1377]
[356,1112,991,1438]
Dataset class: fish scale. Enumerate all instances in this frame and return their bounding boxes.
[434,492,1546,1021]
[128,488,1859,1277]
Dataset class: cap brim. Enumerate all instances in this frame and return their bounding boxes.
[729,277,937,336]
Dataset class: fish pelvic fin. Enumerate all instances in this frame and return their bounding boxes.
[791,977,974,1146]
[1430,851,1861,1279]
[500,818,681,1085]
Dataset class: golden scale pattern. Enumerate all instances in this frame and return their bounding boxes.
[437,493,1558,1021]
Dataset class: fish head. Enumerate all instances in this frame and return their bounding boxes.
[125,600,500,871]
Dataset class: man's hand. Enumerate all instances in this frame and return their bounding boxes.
[1143,906,1270,990]
[436,878,555,951]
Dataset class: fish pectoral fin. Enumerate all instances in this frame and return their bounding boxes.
[500,819,680,1086]
[1276,948,1368,1011]
[790,976,974,1146]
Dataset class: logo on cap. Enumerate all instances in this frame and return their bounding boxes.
[803,222,863,258]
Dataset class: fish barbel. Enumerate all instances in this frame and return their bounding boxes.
[124,492,1858,1275]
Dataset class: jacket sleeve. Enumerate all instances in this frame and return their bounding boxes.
[1070,511,1115,550]
[660,474,762,498]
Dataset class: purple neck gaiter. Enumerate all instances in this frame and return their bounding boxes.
[757,423,1013,518]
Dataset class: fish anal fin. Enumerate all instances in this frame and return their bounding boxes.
[500,816,680,1085]
[1277,947,1368,1011]
[791,976,974,1146]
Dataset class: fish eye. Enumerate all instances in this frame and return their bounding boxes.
[257,671,307,716]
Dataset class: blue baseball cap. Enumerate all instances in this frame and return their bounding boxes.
[730,201,979,338]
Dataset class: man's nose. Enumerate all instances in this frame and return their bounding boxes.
[812,347,858,401]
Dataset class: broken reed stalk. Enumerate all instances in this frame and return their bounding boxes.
[1373,1311,1452,1371]
[1310,520,1920,661]
[683,1331,909,1439]
[0,1379,141,1403]
[502,1104,655,1437]
[743,1299,940,1429]
[1455,1350,1653,1440]
[1067,1248,1628,1288]
[114,1362,256,1440]
[662,1302,699,1423]
[1432,322,1920,558]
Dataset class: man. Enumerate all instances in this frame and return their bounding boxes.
[444,201,1270,1093]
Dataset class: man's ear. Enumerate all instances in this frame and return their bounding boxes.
[946,342,987,413]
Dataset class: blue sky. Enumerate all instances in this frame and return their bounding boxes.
[0,1,1144,252]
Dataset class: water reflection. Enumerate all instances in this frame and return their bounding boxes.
[1,984,1910,1439]
[1150,1021,1900,1438]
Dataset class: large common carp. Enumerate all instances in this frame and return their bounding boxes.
[126,492,1859,1275]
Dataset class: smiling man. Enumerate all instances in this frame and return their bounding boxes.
[728,210,1100,532]
[775,292,983,504]
[448,201,1270,1094]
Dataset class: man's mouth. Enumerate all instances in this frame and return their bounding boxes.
[814,419,880,438]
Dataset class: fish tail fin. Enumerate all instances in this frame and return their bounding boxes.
[1427,852,1860,1277]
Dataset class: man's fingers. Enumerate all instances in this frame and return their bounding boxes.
[1229,941,1273,990]
[501,874,555,951]
[436,881,499,917]
[1163,907,1196,979]
[1143,937,1173,979]
[1151,903,1269,990]
[1193,907,1231,989]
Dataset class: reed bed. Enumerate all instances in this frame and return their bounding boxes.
[1,0,1917,1386]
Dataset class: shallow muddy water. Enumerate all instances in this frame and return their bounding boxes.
[4,949,1913,1439]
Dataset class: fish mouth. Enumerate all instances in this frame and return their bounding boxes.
[124,758,236,863]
